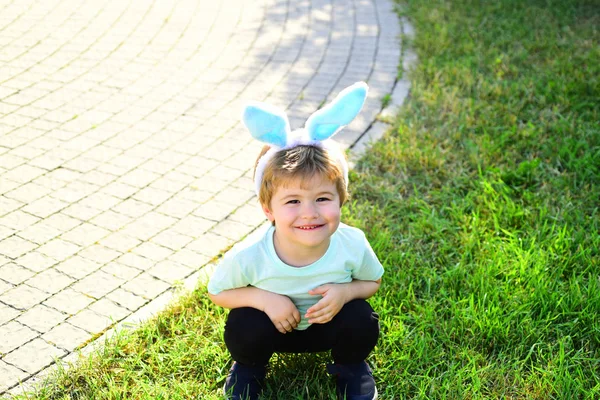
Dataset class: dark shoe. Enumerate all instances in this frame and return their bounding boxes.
[223,362,266,400]
[327,361,377,400]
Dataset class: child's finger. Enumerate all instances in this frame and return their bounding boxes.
[275,322,286,334]
[309,311,332,324]
[305,304,321,316]
[279,321,292,333]
[307,305,328,319]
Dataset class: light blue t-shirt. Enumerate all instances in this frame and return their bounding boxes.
[207,223,384,330]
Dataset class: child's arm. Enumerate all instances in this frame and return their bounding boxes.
[209,287,301,334]
[305,278,381,324]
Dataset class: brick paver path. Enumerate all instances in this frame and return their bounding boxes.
[0,0,405,395]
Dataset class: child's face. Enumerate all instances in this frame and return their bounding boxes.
[262,174,341,255]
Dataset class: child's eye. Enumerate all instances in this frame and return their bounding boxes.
[286,200,300,204]
[316,197,331,202]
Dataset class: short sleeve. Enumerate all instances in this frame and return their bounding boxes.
[207,251,251,295]
[352,233,384,281]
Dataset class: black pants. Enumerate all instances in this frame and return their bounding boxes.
[224,299,380,367]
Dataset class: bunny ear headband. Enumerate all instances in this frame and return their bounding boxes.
[242,81,369,196]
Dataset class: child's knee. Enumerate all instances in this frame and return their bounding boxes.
[341,300,378,322]
[338,300,380,336]
[225,307,277,346]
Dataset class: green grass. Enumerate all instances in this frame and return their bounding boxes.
[15,0,599,398]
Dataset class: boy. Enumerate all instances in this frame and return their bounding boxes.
[208,82,384,400]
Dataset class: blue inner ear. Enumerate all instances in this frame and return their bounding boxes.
[243,106,288,148]
[306,82,368,141]
[311,124,340,140]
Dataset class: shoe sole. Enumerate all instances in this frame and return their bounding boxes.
[338,386,378,400]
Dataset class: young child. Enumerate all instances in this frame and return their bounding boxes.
[208,82,384,400]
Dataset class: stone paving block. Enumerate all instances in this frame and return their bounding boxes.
[186,232,234,257]
[116,253,154,271]
[101,262,142,281]
[77,244,121,264]
[210,219,255,241]
[22,196,69,219]
[98,232,141,253]
[108,154,145,171]
[14,251,57,273]
[9,146,45,161]
[121,289,175,327]
[121,272,170,300]
[106,288,147,311]
[132,242,173,263]
[0,360,28,393]
[44,213,81,232]
[3,361,54,398]
[42,322,92,352]
[150,171,194,195]
[36,238,81,261]
[0,154,27,170]
[0,236,38,259]
[0,263,35,285]
[67,309,114,333]
[1,165,46,184]
[25,269,74,295]
[118,168,160,188]
[156,198,198,219]
[0,179,21,197]
[212,186,255,206]
[0,210,40,231]
[78,192,121,212]
[78,171,117,187]
[0,226,16,242]
[91,211,133,232]
[52,181,100,203]
[100,182,138,199]
[111,198,154,218]
[55,161,100,180]
[3,338,66,375]
[150,229,194,251]
[0,321,38,354]
[54,255,101,280]
[0,284,50,310]
[177,185,213,204]
[228,203,267,227]
[132,186,172,207]
[4,182,52,204]
[43,288,95,315]
[0,196,23,217]
[120,212,177,241]
[0,303,20,325]
[71,270,124,300]
[170,215,215,238]
[16,304,68,333]
[60,223,110,247]
[147,260,194,284]
[189,175,230,195]
[193,200,238,222]
[88,298,130,321]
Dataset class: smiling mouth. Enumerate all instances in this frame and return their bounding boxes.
[296,224,324,230]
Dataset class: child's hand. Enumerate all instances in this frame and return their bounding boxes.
[263,293,301,334]
[305,283,349,324]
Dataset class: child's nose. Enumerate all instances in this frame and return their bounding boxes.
[301,203,319,218]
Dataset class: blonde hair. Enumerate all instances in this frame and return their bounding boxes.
[254,145,348,208]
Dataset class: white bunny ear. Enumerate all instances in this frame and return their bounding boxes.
[242,102,291,148]
[305,82,368,141]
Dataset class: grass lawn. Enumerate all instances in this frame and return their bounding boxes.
[16,0,599,398]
